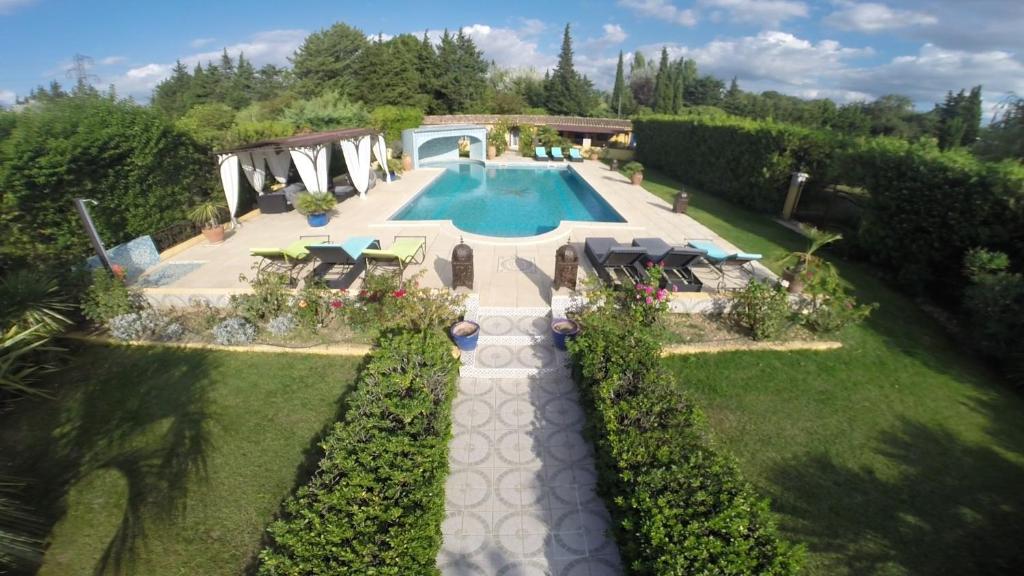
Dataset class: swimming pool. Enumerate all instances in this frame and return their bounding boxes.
[391,162,625,237]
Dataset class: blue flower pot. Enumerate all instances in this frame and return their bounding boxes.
[307,212,329,227]
[451,320,480,351]
[551,318,580,351]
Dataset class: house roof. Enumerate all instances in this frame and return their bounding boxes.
[215,127,377,155]
[422,114,632,133]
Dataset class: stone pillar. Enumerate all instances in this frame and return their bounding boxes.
[673,191,689,213]
[553,243,579,291]
[452,240,474,289]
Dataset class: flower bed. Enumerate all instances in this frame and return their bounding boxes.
[257,329,459,575]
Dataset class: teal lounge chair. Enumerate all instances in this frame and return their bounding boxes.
[568,148,584,162]
[687,239,762,290]
[551,147,565,161]
[306,236,380,278]
[534,146,548,160]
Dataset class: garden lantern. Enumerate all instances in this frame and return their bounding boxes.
[673,191,689,214]
[452,239,474,289]
[554,243,579,291]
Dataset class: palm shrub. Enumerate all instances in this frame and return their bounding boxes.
[621,161,644,179]
[258,330,459,575]
[293,192,337,216]
[799,267,876,333]
[568,286,802,574]
[187,199,228,230]
[0,269,74,399]
[777,224,842,279]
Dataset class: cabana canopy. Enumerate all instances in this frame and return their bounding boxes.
[215,127,388,222]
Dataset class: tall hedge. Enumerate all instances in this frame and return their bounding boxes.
[840,138,1024,295]
[258,330,459,575]
[633,114,840,211]
[568,296,802,574]
[0,96,212,271]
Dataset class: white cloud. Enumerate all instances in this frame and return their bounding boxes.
[0,89,15,107]
[109,29,307,100]
[0,0,34,15]
[618,0,697,27]
[100,56,127,66]
[367,32,394,42]
[825,1,937,33]
[460,24,555,71]
[189,37,216,49]
[518,18,546,37]
[700,0,809,27]
[600,23,628,44]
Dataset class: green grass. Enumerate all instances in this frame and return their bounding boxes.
[0,344,361,576]
[643,168,1024,575]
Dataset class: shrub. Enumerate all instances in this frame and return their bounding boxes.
[258,330,459,575]
[568,290,802,575]
[293,192,337,216]
[0,269,72,398]
[346,271,464,336]
[212,317,256,346]
[230,269,291,324]
[799,268,876,333]
[962,248,1024,362]
[730,280,793,340]
[370,105,423,144]
[282,91,370,132]
[292,280,339,330]
[621,161,644,178]
[517,124,536,156]
[81,268,145,324]
[266,314,297,336]
[107,310,166,342]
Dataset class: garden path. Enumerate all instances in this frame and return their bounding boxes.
[438,308,622,576]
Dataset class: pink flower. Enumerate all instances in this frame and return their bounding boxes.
[644,285,654,295]
[657,289,668,301]
[393,289,407,298]
[645,296,653,304]
[330,300,343,309]
[646,260,653,268]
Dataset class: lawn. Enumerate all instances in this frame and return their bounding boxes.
[0,344,362,576]
[643,169,1024,575]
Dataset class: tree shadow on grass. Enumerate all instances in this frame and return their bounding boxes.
[4,345,213,576]
[765,417,1024,575]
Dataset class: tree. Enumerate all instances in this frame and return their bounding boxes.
[611,51,627,117]
[431,29,488,113]
[281,91,370,132]
[544,24,594,116]
[974,96,1024,162]
[175,102,237,149]
[291,22,369,98]
[152,61,192,117]
[352,34,431,110]
[652,48,673,113]
[723,77,744,115]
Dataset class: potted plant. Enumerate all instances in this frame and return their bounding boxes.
[450,319,480,351]
[622,161,645,185]
[386,158,403,180]
[187,199,228,244]
[294,192,337,228]
[778,224,843,294]
[402,152,413,172]
[589,147,602,161]
[550,318,580,351]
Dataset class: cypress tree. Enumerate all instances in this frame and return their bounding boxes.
[653,47,672,113]
[544,23,591,116]
[611,51,626,117]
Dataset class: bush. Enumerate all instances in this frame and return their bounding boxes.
[282,91,370,132]
[962,248,1024,363]
[293,192,336,216]
[799,268,876,333]
[730,280,793,340]
[0,269,72,399]
[621,161,644,178]
[212,317,257,346]
[266,314,297,336]
[230,270,291,324]
[345,271,464,336]
[258,330,459,575]
[292,280,340,330]
[370,105,423,144]
[81,268,145,324]
[568,291,802,575]
[517,124,536,157]
[0,95,212,271]
[107,310,165,342]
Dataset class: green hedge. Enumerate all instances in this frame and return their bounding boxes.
[840,138,1024,294]
[258,330,459,575]
[633,114,840,211]
[568,298,802,575]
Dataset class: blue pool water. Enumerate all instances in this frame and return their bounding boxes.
[391,162,625,237]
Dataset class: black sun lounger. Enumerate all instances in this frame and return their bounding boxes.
[584,237,648,287]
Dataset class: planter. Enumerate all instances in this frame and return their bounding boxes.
[783,267,805,294]
[402,155,413,171]
[307,212,329,227]
[630,172,644,186]
[487,144,497,159]
[201,225,225,244]
[551,318,580,351]
[589,150,600,161]
[451,320,480,351]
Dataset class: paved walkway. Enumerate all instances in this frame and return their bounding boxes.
[438,309,622,576]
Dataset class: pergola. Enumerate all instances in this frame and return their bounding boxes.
[401,124,486,169]
[215,127,390,222]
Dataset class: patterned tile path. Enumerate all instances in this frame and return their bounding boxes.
[438,311,622,576]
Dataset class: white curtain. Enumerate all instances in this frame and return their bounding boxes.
[266,150,291,184]
[341,136,372,197]
[372,134,391,183]
[240,150,268,193]
[290,146,330,193]
[218,154,241,223]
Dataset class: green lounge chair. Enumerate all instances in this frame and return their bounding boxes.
[551,147,565,161]
[534,146,548,160]
[362,235,427,281]
[250,235,329,282]
[568,148,584,162]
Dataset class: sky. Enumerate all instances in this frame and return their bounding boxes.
[1,0,1021,117]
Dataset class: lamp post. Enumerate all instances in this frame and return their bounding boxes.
[74,198,112,272]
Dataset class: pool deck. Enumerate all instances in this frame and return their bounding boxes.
[144,154,774,309]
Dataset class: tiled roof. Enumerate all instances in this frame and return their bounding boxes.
[422,114,632,132]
